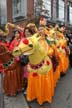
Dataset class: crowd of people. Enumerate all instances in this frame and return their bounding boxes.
[0,17,71,105]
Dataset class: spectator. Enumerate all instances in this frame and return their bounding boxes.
[9,30,22,52]
[19,26,35,94]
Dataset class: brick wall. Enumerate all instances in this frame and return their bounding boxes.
[27,0,34,19]
[7,0,12,23]
[6,0,34,36]
[6,0,34,27]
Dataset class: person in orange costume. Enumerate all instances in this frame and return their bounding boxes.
[12,22,53,104]
[22,24,54,104]
[38,25,55,99]
[54,26,70,74]
[38,19,60,87]
[38,28,60,87]
[12,34,54,105]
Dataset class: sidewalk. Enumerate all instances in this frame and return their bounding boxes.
[4,93,28,108]
[0,74,28,108]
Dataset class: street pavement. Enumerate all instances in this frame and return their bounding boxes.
[4,94,28,108]
[0,73,28,108]
[0,68,72,108]
[0,73,4,108]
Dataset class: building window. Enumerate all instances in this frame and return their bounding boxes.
[53,0,59,21]
[43,0,51,18]
[12,0,27,22]
[69,3,72,24]
[59,0,64,21]
[34,0,51,19]
[0,0,7,25]
[67,2,69,23]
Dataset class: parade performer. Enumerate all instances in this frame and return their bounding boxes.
[9,30,22,51]
[0,24,24,96]
[13,34,54,105]
[38,18,60,87]
[54,26,70,74]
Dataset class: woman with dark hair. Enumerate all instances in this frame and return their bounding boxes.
[19,26,36,94]
[24,27,35,37]
[9,30,23,52]
[20,26,34,67]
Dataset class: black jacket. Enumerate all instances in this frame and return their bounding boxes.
[19,55,29,66]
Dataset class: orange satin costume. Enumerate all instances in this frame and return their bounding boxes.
[39,36,60,87]
[26,35,54,105]
[56,32,69,74]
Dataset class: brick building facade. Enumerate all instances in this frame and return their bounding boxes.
[7,0,34,27]
[0,0,72,28]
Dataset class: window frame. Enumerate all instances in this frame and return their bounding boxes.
[59,0,64,21]
[12,0,27,22]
